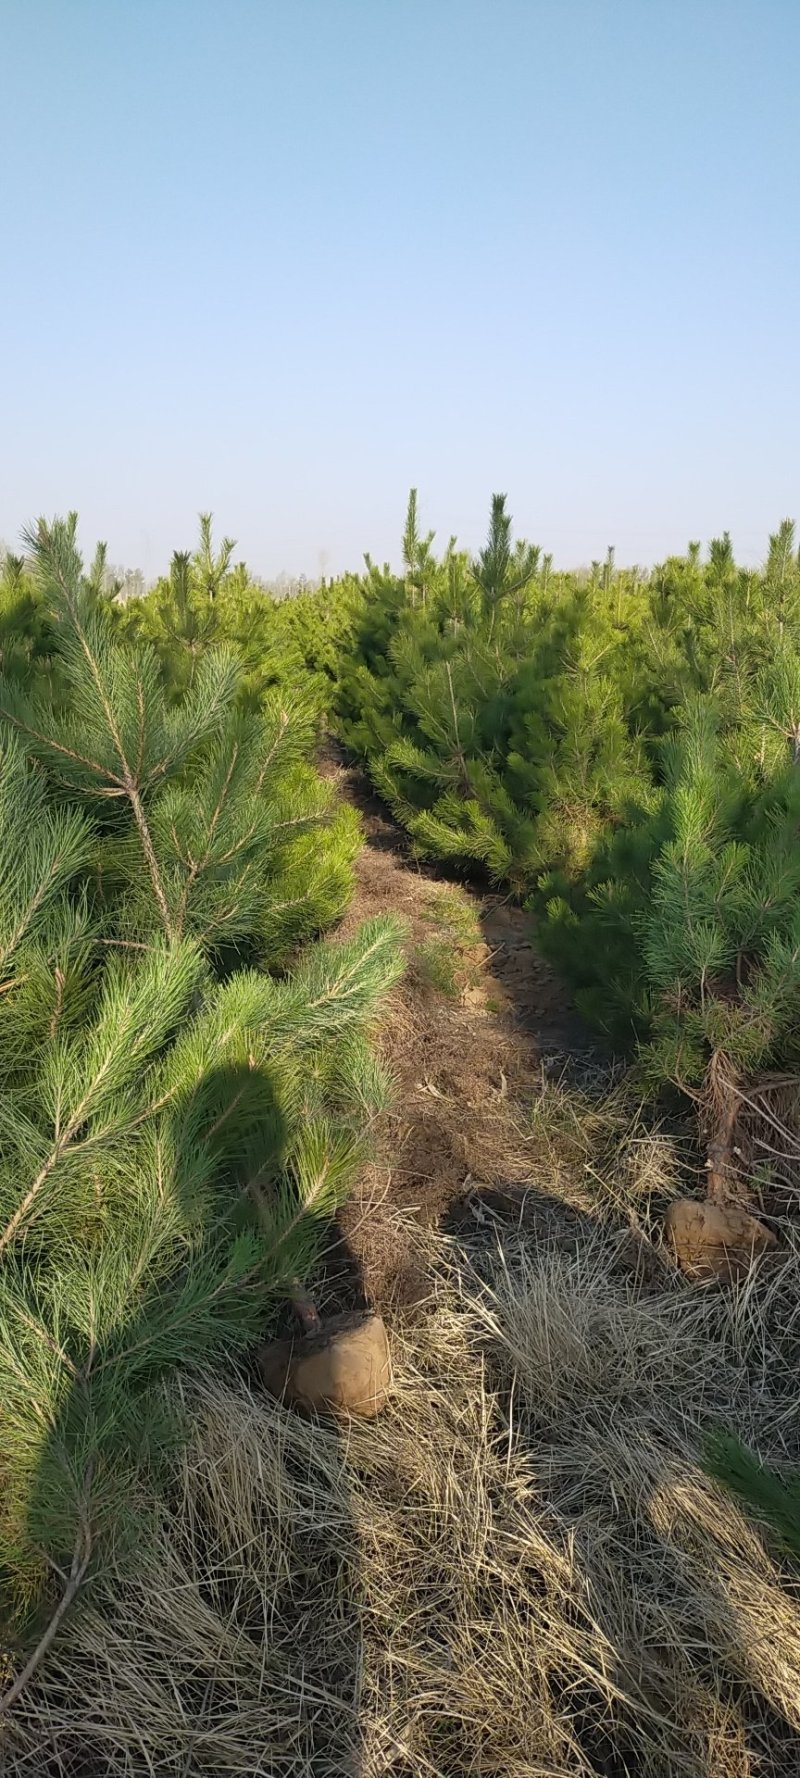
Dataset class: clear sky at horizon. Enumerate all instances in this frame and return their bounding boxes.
[2,0,799,579]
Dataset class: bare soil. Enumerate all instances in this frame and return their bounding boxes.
[319,751,598,1314]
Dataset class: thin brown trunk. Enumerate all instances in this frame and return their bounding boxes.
[0,1467,94,1718]
[704,1050,742,1202]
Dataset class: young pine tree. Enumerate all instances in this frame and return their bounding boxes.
[644,694,800,1194]
[0,517,402,1707]
[126,512,353,717]
[338,492,545,885]
[549,695,800,1184]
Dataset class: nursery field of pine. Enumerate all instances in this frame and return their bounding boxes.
[2,500,800,1777]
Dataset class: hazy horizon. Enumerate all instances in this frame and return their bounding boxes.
[3,1,799,580]
[3,496,797,591]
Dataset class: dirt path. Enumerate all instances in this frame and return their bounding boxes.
[320,752,596,1314]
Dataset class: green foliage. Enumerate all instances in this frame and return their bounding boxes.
[0,545,61,697]
[639,706,800,1089]
[123,513,356,715]
[335,494,800,1137]
[0,517,402,1664]
[335,491,656,894]
[705,1432,800,1560]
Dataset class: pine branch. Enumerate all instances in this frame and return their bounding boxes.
[128,780,175,939]
[0,1464,94,1719]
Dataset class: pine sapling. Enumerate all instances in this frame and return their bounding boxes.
[0,515,403,1708]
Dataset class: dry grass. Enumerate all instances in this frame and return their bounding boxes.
[6,1181,800,1778]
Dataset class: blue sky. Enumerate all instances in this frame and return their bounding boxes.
[2,1,798,577]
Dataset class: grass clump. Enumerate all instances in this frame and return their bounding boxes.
[414,933,463,997]
[413,885,484,999]
[423,885,482,948]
